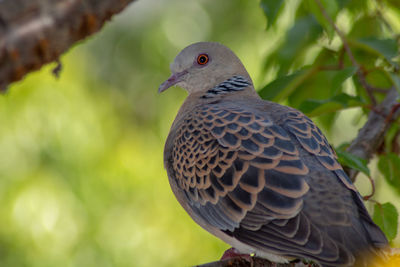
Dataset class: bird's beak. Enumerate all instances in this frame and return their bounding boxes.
[158,70,188,93]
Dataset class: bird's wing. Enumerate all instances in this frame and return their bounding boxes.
[278,110,388,248]
[279,109,357,192]
[169,104,311,231]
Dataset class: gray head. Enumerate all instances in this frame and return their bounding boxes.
[159,42,252,94]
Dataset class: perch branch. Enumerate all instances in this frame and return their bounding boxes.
[0,0,136,91]
[345,87,400,181]
[196,257,309,267]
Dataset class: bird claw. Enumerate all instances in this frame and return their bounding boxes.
[220,247,253,263]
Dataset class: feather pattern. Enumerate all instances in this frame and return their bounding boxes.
[166,100,387,266]
[202,75,251,98]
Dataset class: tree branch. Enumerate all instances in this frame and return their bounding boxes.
[0,0,136,91]
[345,87,400,181]
[196,257,308,267]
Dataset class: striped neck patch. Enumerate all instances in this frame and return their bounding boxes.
[202,75,251,98]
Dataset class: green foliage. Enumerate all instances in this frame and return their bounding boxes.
[304,0,339,38]
[260,0,284,28]
[336,148,371,177]
[299,93,365,117]
[259,69,309,101]
[378,153,400,195]
[266,15,323,75]
[260,0,400,115]
[357,38,399,66]
[330,67,358,93]
[373,202,399,241]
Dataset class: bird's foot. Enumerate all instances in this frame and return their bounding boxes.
[220,247,253,263]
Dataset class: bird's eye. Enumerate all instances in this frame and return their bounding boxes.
[197,54,209,65]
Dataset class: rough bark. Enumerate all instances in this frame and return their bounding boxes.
[0,0,136,91]
[346,87,400,181]
[196,257,310,267]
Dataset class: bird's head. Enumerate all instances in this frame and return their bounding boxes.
[159,42,252,94]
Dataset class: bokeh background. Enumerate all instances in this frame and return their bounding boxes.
[0,0,398,266]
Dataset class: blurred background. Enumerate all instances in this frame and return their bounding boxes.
[0,0,398,266]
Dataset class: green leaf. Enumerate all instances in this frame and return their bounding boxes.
[286,66,358,110]
[317,112,337,132]
[349,15,384,39]
[274,15,323,75]
[336,150,370,176]
[384,124,400,154]
[357,38,399,64]
[258,69,311,101]
[386,0,400,10]
[314,48,339,66]
[365,69,394,90]
[378,153,400,195]
[373,202,398,241]
[331,66,357,94]
[304,0,339,39]
[336,0,351,9]
[288,69,335,108]
[346,0,369,13]
[260,0,284,28]
[299,93,365,117]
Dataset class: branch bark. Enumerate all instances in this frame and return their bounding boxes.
[0,0,136,91]
[196,257,308,267]
[345,87,400,181]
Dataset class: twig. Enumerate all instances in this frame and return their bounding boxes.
[385,103,400,124]
[375,0,394,33]
[370,87,390,94]
[362,175,376,200]
[314,0,378,105]
[345,87,400,181]
[196,257,309,267]
[52,58,63,78]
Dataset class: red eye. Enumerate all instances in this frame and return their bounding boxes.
[197,54,209,65]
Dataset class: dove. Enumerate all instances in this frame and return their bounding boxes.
[159,42,388,266]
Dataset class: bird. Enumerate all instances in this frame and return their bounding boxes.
[159,42,388,266]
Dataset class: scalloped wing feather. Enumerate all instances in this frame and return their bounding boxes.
[167,103,388,266]
[171,105,310,231]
